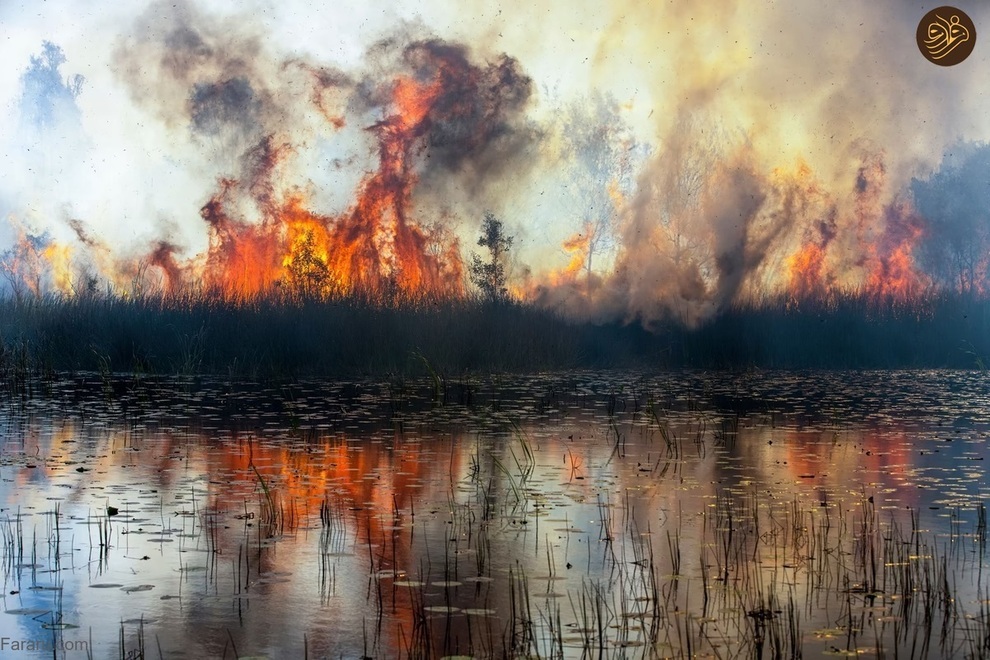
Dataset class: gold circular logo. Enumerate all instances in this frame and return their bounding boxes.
[917,6,977,66]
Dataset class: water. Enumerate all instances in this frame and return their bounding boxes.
[0,370,988,658]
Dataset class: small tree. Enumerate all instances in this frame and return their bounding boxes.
[284,231,331,299]
[469,211,513,302]
[19,41,84,131]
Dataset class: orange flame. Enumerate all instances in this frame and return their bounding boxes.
[198,66,464,301]
[780,155,930,304]
[41,243,73,294]
[786,242,828,301]
[863,213,930,300]
[547,226,593,287]
[865,244,925,299]
[0,228,74,298]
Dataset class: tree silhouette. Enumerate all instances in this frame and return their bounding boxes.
[558,92,640,283]
[911,143,990,294]
[469,211,513,302]
[284,231,331,298]
[19,41,84,131]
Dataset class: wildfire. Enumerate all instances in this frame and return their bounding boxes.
[865,245,922,299]
[779,156,929,305]
[785,216,929,305]
[787,242,828,301]
[42,243,73,294]
[547,226,593,287]
[0,227,75,298]
[0,15,975,320]
[863,216,930,300]
[195,45,482,302]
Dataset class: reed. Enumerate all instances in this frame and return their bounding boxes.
[2,288,989,381]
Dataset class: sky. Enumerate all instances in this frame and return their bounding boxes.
[1,0,989,322]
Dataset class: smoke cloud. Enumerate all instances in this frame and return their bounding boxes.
[2,0,990,322]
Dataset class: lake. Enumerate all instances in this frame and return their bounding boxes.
[0,370,988,658]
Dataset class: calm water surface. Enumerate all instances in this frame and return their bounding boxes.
[0,370,988,658]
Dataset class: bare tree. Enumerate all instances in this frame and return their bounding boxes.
[911,143,990,294]
[558,93,641,284]
[0,237,46,303]
[19,41,84,131]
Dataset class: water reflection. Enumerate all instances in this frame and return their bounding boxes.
[0,370,987,657]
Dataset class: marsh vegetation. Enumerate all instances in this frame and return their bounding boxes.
[1,290,989,384]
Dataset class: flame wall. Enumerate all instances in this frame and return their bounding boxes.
[1,1,989,322]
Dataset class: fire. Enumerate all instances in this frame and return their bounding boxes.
[392,75,442,132]
[547,225,593,287]
[865,245,924,299]
[4,37,535,305]
[2,17,976,320]
[787,242,828,301]
[769,161,834,303]
[200,176,285,298]
[0,227,75,298]
[863,215,930,300]
[785,212,929,304]
[281,208,335,297]
[146,241,186,294]
[197,51,468,302]
[779,156,929,304]
[41,242,73,294]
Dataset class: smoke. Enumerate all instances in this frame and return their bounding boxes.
[101,1,536,297]
[3,0,990,322]
[910,142,990,293]
[587,0,990,184]
[521,0,990,325]
[580,123,770,326]
[0,41,85,245]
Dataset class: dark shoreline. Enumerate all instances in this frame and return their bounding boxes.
[0,292,987,381]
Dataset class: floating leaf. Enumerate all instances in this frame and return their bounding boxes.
[122,585,155,593]
[43,622,80,630]
[424,606,460,614]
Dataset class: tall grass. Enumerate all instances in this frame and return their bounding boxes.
[0,288,988,379]
[680,289,990,368]
[0,292,628,380]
